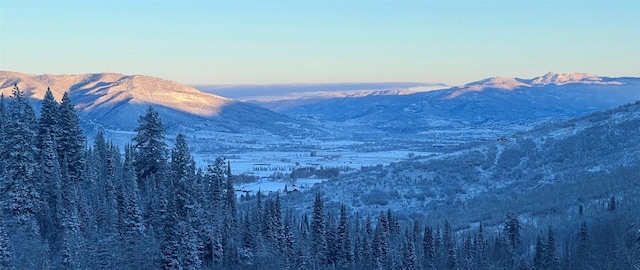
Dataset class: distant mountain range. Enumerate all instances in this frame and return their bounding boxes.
[280,72,640,132]
[1,71,639,147]
[0,71,323,145]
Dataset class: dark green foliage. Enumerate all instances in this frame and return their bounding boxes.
[576,221,590,270]
[133,106,168,181]
[504,212,521,251]
[311,193,327,267]
[37,87,58,150]
[56,92,85,182]
[607,196,616,211]
[0,220,12,269]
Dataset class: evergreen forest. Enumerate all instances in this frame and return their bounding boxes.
[0,85,638,270]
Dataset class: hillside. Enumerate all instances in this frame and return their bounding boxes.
[282,73,640,132]
[285,100,640,229]
[0,71,325,148]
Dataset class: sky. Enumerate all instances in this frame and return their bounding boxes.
[0,0,639,86]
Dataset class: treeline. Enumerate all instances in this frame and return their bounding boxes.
[0,85,638,269]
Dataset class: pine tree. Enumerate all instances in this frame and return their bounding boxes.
[402,238,418,270]
[607,196,616,211]
[462,235,473,270]
[132,106,168,183]
[116,146,146,269]
[283,215,295,270]
[443,220,457,270]
[160,205,182,270]
[0,219,12,269]
[423,226,435,269]
[576,221,590,270]
[475,221,487,269]
[59,159,83,269]
[222,161,239,267]
[37,87,59,151]
[119,145,145,236]
[56,92,85,182]
[325,210,337,265]
[533,233,546,269]
[1,84,41,220]
[504,212,521,251]
[0,94,5,136]
[37,131,62,247]
[311,193,327,267]
[372,223,390,270]
[0,86,49,267]
[434,225,443,268]
[336,204,353,269]
[545,226,559,270]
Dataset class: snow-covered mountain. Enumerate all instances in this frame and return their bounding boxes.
[0,71,323,146]
[286,100,640,228]
[282,72,640,132]
[247,88,434,112]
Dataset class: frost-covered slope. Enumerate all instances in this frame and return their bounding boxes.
[283,73,640,132]
[289,101,640,226]
[0,71,323,143]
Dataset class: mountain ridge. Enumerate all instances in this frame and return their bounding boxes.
[281,73,640,132]
[0,71,323,145]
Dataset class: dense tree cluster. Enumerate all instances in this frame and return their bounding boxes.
[0,86,638,269]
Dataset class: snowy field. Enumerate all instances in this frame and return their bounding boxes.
[193,148,435,196]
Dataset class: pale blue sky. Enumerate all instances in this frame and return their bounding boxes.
[1,0,638,86]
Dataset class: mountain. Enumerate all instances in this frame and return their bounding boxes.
[282,72,640,132]
[0,71,323,148]
[285,100,640,228]
[246,88,432,112]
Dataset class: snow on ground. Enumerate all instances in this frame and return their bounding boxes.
[234,178,324,197]
[195,149,434,176]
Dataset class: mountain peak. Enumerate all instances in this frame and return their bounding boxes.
[530,72,604,85]
[445,76,529,99]
[0,71,233,117]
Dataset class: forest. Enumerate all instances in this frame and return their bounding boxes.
[0,85,639,269]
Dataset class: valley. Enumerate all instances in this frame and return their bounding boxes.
[1,71,639,269]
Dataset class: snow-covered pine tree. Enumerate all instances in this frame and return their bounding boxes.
[402,237,418,270]
[282,214,295,270]
[336,203,353,269]
[311,193,327,267]
[0,219,12,269]
[170,134,202,270]
[132,106,168,186]
[0,94,5,135]
[576,221,590,269]
[462,234,473,270]
[443,220,457,270]
[504,212,521,251]
[533,233,546,269]
[56,92,85,183]
[545,226,560,270]
[59,158,84,269]
[117,144,146,268]
[222,161,239,267]
[372,222,390,270]
[1,84,40,220]
[160,203,182,270]
[37,88,58,150]
[239,212,255,266]
[36,131,62,249]
[0,85,50,268]
[474,221,487,270]
[270,193,284,254]
[423,226,435,269]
